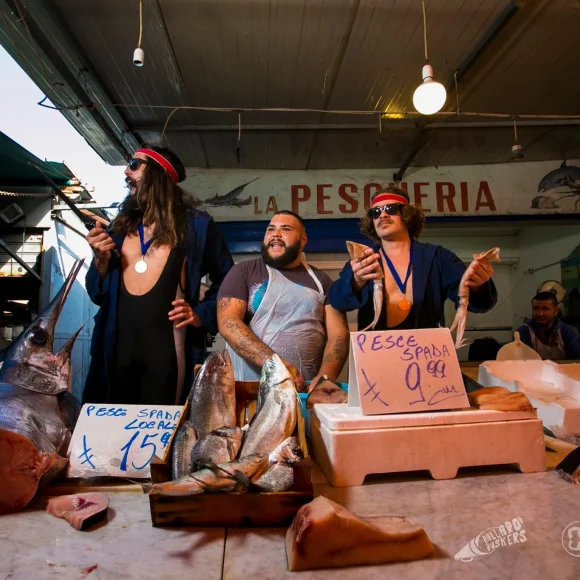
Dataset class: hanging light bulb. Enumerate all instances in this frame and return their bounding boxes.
[133,0,144,67]
[413,1,446,115]
[413,65,446,115]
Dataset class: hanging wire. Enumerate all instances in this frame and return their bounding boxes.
[138,0,143,48]
[160,107,181,142]
[421,0,428,61]
[236,111,242,164]
[454,70,460,114]
[513,119,519,141]
[379,113,383,133]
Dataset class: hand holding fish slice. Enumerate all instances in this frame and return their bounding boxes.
[346,241,383,331]
[449,247,501,349]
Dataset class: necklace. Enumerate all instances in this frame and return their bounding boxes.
[381,245,413,311]
[135,221,152,274]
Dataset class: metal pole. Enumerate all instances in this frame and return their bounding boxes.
[0,237,42,282]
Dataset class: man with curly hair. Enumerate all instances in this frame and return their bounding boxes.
[328,186,497,331]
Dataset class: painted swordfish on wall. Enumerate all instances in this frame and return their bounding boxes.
[202,178,258,207]
[0,260,84,514]
[532,161,580,211]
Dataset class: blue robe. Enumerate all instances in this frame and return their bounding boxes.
[328,240,497,331]
[82,209,233,404]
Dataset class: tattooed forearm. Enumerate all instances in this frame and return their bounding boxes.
[322,336,349,365]
[217,297,273,368]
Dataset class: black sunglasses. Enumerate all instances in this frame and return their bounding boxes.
[128,158,148,171]
[367,204,404,220]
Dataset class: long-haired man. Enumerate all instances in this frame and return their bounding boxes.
[83,145,233,405]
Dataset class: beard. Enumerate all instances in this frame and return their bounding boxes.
[118,190,144,221]
[261,241,301,268]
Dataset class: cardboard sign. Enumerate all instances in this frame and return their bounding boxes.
[67,404,183,478]
[348,328,469,415]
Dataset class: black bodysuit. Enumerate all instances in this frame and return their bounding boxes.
[111,247,186,405]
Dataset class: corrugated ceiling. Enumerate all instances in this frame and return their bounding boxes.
[1,0,579,170]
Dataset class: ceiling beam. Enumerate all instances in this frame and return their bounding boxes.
[0,0,139,164]
[131,119,580,133]
[304,0,362,170]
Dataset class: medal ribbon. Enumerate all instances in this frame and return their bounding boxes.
[381,245,413,296]
[138,221,153,258]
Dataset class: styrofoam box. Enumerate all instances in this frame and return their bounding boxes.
[478,360,580,435]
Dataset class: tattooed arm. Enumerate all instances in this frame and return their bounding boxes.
[308,305,350,391]
[217,296,306,388]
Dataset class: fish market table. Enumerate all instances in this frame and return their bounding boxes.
[1,457,579,580]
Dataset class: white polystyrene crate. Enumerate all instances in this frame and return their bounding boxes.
[477,360,580,435]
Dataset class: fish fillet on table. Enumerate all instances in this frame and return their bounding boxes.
[449,247,501,349]
[346,241,383,331]
[0,260,84,514]
[46,492,109,530]
[285,496,434,571]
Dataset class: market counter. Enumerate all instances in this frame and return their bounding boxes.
[1,458,578,579]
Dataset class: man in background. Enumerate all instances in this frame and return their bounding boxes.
[517,292,580,360]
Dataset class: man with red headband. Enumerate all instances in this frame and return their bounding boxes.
[329,186,497,331]
[82,145,233,405]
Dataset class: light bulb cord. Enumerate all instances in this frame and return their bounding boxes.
[422,0,428,62]
[513,119,518,141]
[138,0,143,48]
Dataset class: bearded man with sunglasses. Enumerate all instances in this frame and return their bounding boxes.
[82,146,233,405]
[329,187,497,332]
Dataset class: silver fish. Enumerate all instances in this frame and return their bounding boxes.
[149,454,269,497]
[239,354,298,458]
[190,426,242,469]
[170,421,197,480]
[538,161,580,192]
[449,248,501,349]
[0,260,84,514]
[253,437,303,492]
[346,241,383,331]
[189,350,236,438]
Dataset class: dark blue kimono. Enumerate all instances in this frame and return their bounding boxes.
[329,240,497,331]
[82,209,233,404]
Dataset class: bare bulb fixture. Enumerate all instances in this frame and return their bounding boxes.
[413,1,446,115]
[133,0,144,67]
[510,120,523,161]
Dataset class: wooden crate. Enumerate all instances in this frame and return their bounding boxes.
[148,380,313,527]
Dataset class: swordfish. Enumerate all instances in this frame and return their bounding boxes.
[0,259,84,514]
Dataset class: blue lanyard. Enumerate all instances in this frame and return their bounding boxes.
[138,221,153,257]
[380,244,413,294]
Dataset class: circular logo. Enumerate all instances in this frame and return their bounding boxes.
[562,522,580,558]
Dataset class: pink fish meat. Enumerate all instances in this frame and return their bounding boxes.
[449,247,501,349]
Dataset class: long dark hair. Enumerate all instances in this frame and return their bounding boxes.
[110,145,198,248]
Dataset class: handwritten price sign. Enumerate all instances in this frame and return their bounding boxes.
[347,328,469,415]
[67,404,183,478]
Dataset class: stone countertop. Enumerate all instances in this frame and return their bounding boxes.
[1,463,579,580]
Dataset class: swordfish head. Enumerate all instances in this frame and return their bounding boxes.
[0,259,84,395]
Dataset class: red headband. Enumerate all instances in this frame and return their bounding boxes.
[135,148,179,183]
[372,193,409,206]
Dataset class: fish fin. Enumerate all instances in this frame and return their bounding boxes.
[232,469,252,489]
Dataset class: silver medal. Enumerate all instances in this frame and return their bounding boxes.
[135,258,148,274]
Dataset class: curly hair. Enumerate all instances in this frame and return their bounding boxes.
[110,145,198,249]
[359,186,425,242]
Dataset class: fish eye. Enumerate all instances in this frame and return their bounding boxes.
[31,327,49,345]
